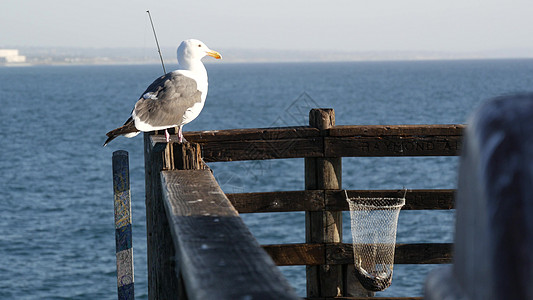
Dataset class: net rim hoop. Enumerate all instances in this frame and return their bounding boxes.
[346,197,406,209]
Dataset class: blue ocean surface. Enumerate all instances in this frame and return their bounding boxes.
[1,59,533,299]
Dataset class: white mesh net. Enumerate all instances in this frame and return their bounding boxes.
[346,191,405,291]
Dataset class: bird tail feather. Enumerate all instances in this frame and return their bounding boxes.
[103,118,139,146]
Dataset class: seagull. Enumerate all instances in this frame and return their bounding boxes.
[104,39,221,146]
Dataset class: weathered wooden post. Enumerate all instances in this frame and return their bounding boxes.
[144,133,180,300]
[112,150,134,300]
[144,131,208,299]
[305,108,343,297]
[171,142,207,170]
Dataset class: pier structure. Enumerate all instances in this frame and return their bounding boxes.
[143,108,460,299]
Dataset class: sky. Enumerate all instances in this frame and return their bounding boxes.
[2,0,533,55]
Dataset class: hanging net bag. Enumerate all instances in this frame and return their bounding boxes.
[345,190,405,291]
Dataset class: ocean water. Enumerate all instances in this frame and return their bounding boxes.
[1,59,533,299]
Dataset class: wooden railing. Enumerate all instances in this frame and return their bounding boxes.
[144,108,463,300]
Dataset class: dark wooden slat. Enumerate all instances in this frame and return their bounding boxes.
[155,125,465,160]
[160,169,299,300]
[184,126,321,142]
[152,135,323,161]
[328,124,465,137]
[227,190,324,213]
[227,189,454,213]
[155,125,465,161]
[327,189,455,211]
[327,243,453,265]
[306,297,422,300]
[307,297,422,300]
[262,243,452,266]
[263,243,325,266]
[200,137,323,162]
[326,124,464,158]
[394,243,453,264]
[325,135,463,157]
[181,124,464,141]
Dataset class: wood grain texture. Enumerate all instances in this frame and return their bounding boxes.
[328,124,465,137]
[227,189,455,213]
[327,189,455,211]
[184,126,321,142]
[143,133,180,300]
[263,243,325,266]
[171,142,208,170]
[325,135,463,157]
[306,297,422,300]
[227,190,324,213]
[262,243,453,266]
[152,134,323,161]
[327,243,453,265]
[328,124,463,157]
[199,137,323,162]
[152,125,465,161]
[160,169,299,300]
[305,109,344,298]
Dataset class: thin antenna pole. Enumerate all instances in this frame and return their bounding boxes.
[146,10,166,74]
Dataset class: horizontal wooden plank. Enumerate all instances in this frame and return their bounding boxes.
[152,135,323,161]
[184,126,321,142]
[327,243,453,265]
[307,297,422,300]
[325,135,463,157]
[328,124,465,137]
[152,125,466,160]
[200,137,323,162]
[227,190,324,213]
[161,170,299,299]
[306,297,422,300]
[263,243,325,266]
[327,189,455,211]
[263,243,452,266]
[227,189,455,213]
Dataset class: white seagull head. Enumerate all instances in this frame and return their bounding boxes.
[177,39,221,67]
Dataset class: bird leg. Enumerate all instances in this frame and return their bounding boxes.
[178,125,184,143]
[165,129,170,142]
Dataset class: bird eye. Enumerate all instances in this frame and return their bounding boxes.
[198,44,201,47]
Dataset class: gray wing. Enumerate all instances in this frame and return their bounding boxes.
[133,73,202,127]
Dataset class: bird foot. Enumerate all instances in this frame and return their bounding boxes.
[165,129,170,142]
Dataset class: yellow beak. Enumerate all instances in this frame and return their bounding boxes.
[206,50,222,59]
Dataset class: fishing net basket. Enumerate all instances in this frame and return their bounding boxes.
[346,191,405,291]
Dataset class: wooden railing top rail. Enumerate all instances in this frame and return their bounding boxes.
[328,124,465,137]
[184,126,321,141]
[179,124,465,141]
[160,169,300,300]
[151,124,465,161]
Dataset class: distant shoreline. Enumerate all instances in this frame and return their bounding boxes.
[2,56,533,68]
[2,46,533,67]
